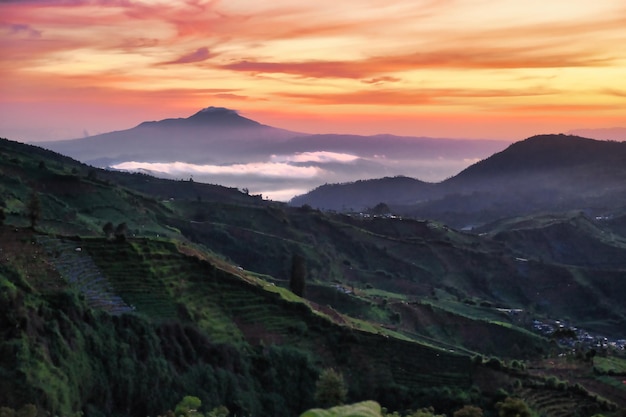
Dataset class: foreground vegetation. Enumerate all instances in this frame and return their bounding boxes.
[1,137,625,416]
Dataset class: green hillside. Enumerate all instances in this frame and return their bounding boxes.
[1,137,625,417]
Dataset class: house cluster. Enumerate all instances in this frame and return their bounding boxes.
[531,318,626,351]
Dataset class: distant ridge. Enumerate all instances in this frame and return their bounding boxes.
[445,134,626,186]
[291,176,434,211]
[291,134,626,228]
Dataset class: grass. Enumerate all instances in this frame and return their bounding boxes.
[594,356,626,374]
[595,375,626,392]
[361,288,408,300]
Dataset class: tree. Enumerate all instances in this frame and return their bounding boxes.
[0,207,5,226]
[27,192,41,229]
[453,405,483,417]
[290,253,306,297]
[0,405,38,417]
[206,406,229,417]
[114,222,128,242]
[16,405,37,417]
[315,368,347,408]
[0,407,15,417]
[408,408,446,417]
[495,397,531,417]
[103,221,114,239]
[370,202,391,216]
[174,396,202,417]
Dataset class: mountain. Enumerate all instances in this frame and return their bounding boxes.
[1,137,626,416]
[40,107,508,200]
[42,106,304,166]
[292,135,626,228]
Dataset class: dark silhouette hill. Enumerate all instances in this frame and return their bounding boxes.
[445,134,626,187]
[292,176,435,211]
[292,135,626,228]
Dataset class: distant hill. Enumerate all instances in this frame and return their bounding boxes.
[292,135,626,228]
[290,176,435,212]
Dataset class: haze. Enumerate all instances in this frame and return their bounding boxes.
[2,0,625,143]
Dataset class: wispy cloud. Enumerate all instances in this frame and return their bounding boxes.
[160,47,213,65]
[3,22,41,38]
[277,87,558,106]
[221,48,613,81]
[603,89,626,98]
[362,76,401,85]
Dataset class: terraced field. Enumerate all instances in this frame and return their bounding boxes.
[73,236,475,393]
[77,238,322,345]
[517,387,603,417]
[80,239,181,320]
[38,236,133,315]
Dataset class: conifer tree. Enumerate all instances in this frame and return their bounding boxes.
[114,222,128,242]
[103,221,114,239]
[27,192,41,230]
[290,253,306,297]
[314,368,347,408]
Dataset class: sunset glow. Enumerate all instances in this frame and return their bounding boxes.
[1,0,625,141]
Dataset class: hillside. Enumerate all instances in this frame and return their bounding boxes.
[1,137,626,416]
[292,135,626,228]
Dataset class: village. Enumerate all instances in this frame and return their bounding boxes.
[531,317,626,352]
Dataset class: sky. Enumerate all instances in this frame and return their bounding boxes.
[1,0,625,143]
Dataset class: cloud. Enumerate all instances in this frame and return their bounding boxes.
[214,93,250,100]
[111,161,325,179]
[271,151,360,164]
[3,23,41,38]
[276,87,557,106]
[220,47,613,80]
[362,76,401,85]
[603,89,626,98]
[2,0,625,143]
[161,47,212,65]
[502,104,620,113]
[257,188,312,202]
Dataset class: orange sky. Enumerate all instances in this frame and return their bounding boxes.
[1,0,625,142]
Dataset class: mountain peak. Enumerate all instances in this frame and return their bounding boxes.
[186,106,261,127]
